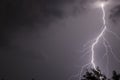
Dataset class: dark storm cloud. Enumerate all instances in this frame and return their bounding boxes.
[0,1,92,80]
[2,0,120,80]
[109,5,120,23]
[0,0,88,26]
[0,0,89,47]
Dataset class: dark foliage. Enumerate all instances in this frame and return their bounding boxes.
[0,67,120,80]
[81,67,120,80]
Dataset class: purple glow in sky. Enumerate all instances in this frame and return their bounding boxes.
[0,0,120,80]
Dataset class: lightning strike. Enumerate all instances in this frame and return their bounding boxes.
[91,2,107,70]
[70,0,120,80]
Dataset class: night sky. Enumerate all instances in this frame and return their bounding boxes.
[0,0,120,80]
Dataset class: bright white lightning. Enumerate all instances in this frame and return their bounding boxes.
[69,1,120,80]
[91,3,107,70]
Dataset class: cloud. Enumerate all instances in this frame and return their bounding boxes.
[0,0,87,26]
[0,0,90,47]
[109,5,120,23]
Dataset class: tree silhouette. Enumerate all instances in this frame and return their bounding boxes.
[112,71,120,80]
[81,67,120,80]
[1,67,120,80]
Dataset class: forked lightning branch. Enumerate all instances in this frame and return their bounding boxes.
[79,0,120,79]
[91,2,107,70]
[69,0,120,80]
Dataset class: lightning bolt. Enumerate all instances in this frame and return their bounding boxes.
[69,1,120,80]
[91,3,106,70]
[91,1,120,74]
[69,3,107,80]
